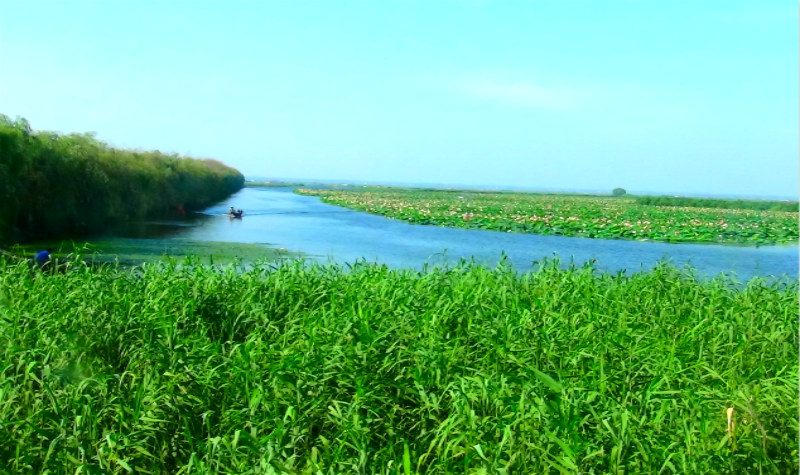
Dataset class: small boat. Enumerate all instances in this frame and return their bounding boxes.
[228,209,244,219]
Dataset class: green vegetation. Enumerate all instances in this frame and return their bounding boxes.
[612,187,627,197]
[636,196,799,212]
[1,257,797,474]
[6,239,295,267]
[246,180,308,188]
[0,115,244,244]
[296,188,799,245]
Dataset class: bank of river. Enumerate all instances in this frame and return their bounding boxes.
[17,187,798,281]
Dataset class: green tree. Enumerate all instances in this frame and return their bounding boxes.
[612,188,627,197]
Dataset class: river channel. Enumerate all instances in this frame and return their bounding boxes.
[95,187,797,281]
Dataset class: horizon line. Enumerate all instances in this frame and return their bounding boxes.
[245,176,799,202]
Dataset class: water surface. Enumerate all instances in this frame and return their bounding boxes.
[153,187,798,281]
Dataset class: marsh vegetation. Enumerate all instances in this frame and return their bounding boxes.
[2,257,796,474]
[296,188,798,246]
[0,116,244,244]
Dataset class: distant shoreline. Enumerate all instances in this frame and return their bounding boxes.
[246,177,799,203]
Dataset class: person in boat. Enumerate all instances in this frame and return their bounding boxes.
[228,207,244,218]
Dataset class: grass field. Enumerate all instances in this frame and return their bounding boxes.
[1,257,797,474]
[295,188,799,246]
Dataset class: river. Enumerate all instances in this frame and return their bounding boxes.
[98,187,797,281]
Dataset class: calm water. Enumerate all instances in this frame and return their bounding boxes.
[114,187,797,281]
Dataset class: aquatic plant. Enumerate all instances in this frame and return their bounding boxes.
[636,196,799,212]
[0,115,244,244]
[296,188,798,245]
[1,257,796,474]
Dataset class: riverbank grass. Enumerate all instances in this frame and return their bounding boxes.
[1,258,796,474]
[6,239,296,267]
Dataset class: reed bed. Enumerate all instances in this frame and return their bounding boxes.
[1,257,797,474]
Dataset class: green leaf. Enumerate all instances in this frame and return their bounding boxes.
[533,368,563,392]
[403,442,412,475]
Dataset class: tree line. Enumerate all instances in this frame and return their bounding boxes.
[0,115,245,243]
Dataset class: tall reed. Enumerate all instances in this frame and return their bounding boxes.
[1,257,796,474]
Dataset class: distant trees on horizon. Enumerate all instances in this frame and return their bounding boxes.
[0,114,244,243]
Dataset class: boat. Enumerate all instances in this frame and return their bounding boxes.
[228,209,244,219]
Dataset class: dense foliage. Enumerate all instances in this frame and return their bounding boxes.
[1,258,797,474]
[0,115,244,243]
[296,188,799,245]
[636,196,799,212]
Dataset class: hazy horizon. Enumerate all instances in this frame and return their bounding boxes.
[247,175,799,201]
[1,1,797,199]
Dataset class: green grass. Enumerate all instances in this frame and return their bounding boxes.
[1,257,797,474]
[6,239,297,267]
[296,187,799,245]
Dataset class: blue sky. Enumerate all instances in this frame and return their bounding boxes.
[1,1,797,198]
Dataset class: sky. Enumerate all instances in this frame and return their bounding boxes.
[0,0,797,199]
